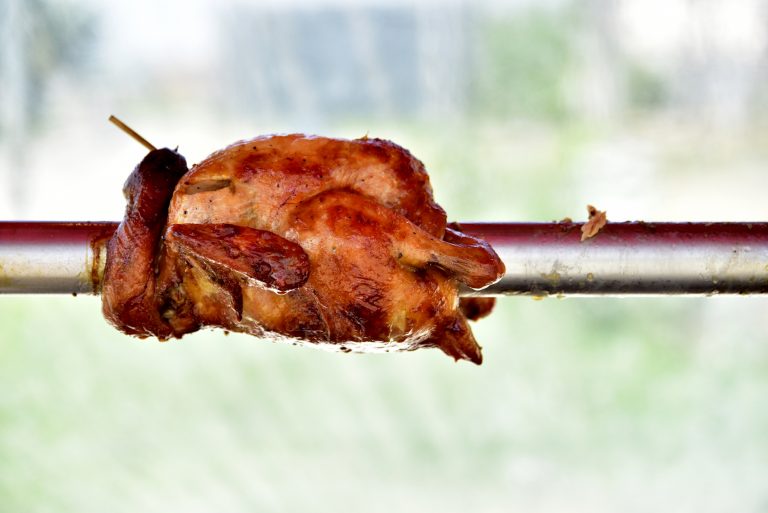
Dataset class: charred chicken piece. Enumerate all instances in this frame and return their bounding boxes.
[102,135,504,364]
[102,148,188,338]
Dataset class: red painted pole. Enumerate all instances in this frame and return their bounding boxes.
[2,221,768,295]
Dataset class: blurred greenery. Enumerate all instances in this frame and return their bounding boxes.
[473,10,575,121]
[0,0,97,135]
[626,63,668,111]
[2,295,768,512]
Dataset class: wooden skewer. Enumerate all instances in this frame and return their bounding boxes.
[108,115,157,151]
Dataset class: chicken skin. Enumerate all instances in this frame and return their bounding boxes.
[102,135,504,363]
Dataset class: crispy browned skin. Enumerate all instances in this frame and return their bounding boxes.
[102,135,505,363]
[102,149,188,338]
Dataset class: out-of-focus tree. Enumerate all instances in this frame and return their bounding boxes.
[0,0,96,213]
[471,7,576,121]
[216,3,471,125]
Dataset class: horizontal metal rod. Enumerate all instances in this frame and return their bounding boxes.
[0,222,115,294]
[1,221,768,296]
[460,222,768,296]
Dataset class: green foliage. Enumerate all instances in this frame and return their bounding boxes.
[472,9,576,121]
[626,64,668,111]
[0,0,97,135]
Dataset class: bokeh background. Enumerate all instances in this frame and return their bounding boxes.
[2,0,768,511]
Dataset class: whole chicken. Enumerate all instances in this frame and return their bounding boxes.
[102,135,504,364]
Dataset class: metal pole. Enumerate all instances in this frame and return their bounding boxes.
[461,222,768,296]
[1,221,768,296]
[0,222,115,294]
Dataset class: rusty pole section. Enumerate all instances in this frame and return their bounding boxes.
[461,222,768,296]
[1,221,768,296]
[0,222,115,294]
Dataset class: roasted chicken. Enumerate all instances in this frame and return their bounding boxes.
[102,135,504,363]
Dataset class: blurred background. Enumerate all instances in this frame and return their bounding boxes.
[2,0,768,511]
